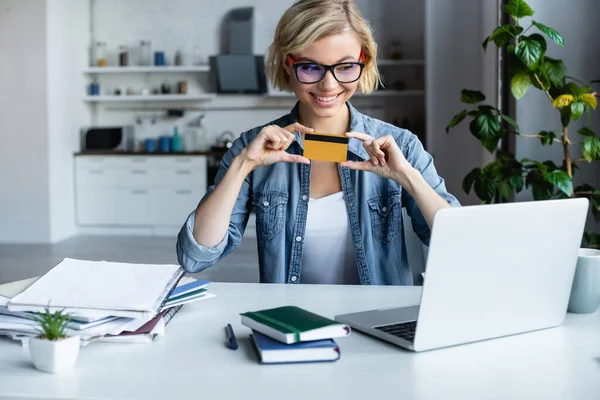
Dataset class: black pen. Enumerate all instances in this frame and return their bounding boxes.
[225,323,238,350]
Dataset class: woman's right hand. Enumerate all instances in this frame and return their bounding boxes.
[238,123,314,170]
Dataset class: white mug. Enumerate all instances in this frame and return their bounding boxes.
[567,248,600,314]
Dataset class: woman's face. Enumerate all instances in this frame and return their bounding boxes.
[284,32,363,120]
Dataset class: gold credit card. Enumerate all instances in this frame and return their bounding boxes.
[303,133,349,163]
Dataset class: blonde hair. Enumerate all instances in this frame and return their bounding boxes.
[266,0,380,94]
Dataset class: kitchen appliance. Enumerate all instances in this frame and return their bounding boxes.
[80,126,134,152]
[210,55,267,94]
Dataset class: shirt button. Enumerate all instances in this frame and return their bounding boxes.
[263,201,269,207]
[356,243,362,249]
[295,236,302,242]
[382,206,387,212]
[347,202,353,207]
[291,275,297,282]
[302,195,308,201]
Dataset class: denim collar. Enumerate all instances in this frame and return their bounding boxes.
[287,101,369,161]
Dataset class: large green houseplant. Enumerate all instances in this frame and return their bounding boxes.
[446,0,599,248]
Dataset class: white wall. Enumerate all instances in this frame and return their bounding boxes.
[46,0,91,242]
[426,0,494,205]
[0,0,51,242]
[514,0,600,230]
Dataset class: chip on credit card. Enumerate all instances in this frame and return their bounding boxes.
[303,132,349,163]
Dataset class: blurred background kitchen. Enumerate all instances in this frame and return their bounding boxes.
[0,0,598,283]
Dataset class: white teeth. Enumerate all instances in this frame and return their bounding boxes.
[314,94,338,102]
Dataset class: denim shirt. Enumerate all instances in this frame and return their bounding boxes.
[176,102,460,285]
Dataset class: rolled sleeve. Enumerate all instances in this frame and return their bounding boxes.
[176,210,229,273]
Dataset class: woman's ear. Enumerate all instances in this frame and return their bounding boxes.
[282,56,293,76]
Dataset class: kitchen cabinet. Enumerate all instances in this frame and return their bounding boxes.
[75,155,206,230]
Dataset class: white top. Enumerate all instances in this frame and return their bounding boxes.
[300,191,359,284]
[0,283,598,400]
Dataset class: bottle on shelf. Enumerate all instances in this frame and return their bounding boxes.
[118,45,129,66]
[190,114,209,152]
[171,126,182,152]
[139,40,152,66]
[94,41,107,67]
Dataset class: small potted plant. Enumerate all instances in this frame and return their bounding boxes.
[29,307,80,373]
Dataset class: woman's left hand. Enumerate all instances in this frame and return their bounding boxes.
[340,132,415,183]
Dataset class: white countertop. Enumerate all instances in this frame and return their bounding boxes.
[0,282,599,400]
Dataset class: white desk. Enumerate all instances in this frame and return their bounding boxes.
[0,283,599,400]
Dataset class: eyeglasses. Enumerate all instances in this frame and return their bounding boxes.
[287,51,365,84]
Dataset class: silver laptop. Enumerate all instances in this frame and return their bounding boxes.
[335,198,589,352]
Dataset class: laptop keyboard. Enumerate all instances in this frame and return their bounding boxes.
[374,321,417,342]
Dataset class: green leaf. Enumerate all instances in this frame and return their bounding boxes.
[509,175,525,192]
[583,136,600,162]
[578,127,596,137]
[527,33,547,54]
[446,109,468,133]
[538,130,556,145]
[532,21,565,47]
[497,181,512,200]
[474,176,496,203]
[476,113,501,140]
[542,58,566,87]
[531,69,550,90]
[511,72,532,99]
[482,137,501,153]
[462,169,481,195]
[583,232,600,249]
[526,170,554,200]
[544,170,573,197]
[565,82,591,97]
[482,36,491,51]
[501,114,519,131]
[560,108,571,127]
[571,101,585,120]
[484,25,524,50]
[461,89,486,104]
[503,0,534,19]
[515,39,543,70]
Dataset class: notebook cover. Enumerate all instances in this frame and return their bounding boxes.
[169,280,210,298]
[250,331,340,364]
[241,306,349,338]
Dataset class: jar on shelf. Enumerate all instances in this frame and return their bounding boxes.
[388,40,403,60]
[94,41,107,67]
[192,46,203,65]
[139,40,152,66]
[118,45,129,67]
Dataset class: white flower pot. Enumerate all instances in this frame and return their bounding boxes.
[29,335,80,373]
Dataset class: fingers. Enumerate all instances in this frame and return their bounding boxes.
[279,153,311,165]
[284,122,314,134]
[340,160,375,172]
[344,131,372,142]
[261,126,291,150]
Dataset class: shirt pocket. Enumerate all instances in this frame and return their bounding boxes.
[252,191,288,244]
[367,191,403,245]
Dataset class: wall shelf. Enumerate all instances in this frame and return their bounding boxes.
[83,94,216,102]
[83,65,211,74]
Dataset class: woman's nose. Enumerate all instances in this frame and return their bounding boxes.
[318,70,339,91]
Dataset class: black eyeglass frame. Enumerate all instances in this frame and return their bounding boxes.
[287,51,366,84]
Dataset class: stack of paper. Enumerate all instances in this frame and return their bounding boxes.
[0,258,216,345]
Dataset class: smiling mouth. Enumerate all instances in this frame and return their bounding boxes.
[310,93,342,103]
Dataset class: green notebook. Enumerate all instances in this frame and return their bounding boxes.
[240,306,351,344]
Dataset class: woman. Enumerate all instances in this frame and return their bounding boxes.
[177,0,460,285]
